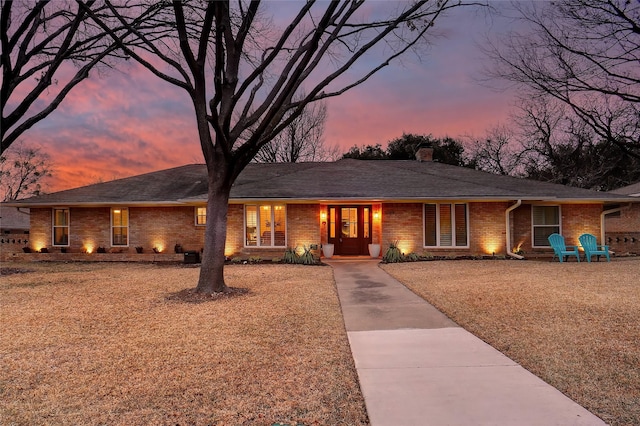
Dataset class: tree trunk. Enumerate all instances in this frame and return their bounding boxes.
[196,177,231,294]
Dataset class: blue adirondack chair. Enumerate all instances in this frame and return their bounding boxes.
[548,233,580,263]
[579,233,611,262]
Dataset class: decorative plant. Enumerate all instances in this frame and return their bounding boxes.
[283,247,298,264]
[382,241,402,263]
[248,256,262,264]
[97,247,106,253]
[135,246,143,253]
[299,245,317,265]
[405,252,419,262]
[174,243,183,253]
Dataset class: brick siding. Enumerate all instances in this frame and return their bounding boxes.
[1,201,612,262]
[513,203,603,256]
[605,203,640,254]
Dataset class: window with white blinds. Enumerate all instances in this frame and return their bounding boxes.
[424,203,468,247]
[532,205,560,247]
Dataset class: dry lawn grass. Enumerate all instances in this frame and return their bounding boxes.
[0,262,368,425]
[382,258,640,426]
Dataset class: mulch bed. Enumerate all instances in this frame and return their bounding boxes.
[165,286,249,303]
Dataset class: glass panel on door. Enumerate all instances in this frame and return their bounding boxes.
[341,208,357,238]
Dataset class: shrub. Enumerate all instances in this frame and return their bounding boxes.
[299,245,317,265]
[382,241,402,263]
[283,247,299,264]
[405,252,420,262]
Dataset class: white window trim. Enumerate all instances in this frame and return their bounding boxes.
[52,208,70,247]
[531,205,562,248]
[423,203,470,248]
[195,206,207,226]
[244,203,287,248]
[111,207,129,247]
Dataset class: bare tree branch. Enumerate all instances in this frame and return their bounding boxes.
[483,0,640,158]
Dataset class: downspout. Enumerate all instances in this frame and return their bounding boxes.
[506,199,524,259]
[601,204,627,248]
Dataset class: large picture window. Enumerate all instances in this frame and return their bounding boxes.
[52,208,69,246]
[245,204,286,247]
[111,208,129,246]
[532,205,560,247]
[424,203,468,247]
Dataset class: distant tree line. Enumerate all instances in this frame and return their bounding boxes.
[341,133,475,168]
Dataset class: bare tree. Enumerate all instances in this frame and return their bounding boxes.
[483,0,640,158]
[0,0,169,154]
[255,97,335,163]
[0,141,52,201]
[515,97,639,190]
[83,0,477,293]
[470,95,640,189]
[468,124,525,176]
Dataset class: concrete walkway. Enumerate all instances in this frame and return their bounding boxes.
[327,259,607,426]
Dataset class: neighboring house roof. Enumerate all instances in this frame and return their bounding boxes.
[0,203,30,231]
[7,159,637,207]
[610,182,640,197]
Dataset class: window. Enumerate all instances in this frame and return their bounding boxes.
[341,207,358,238]
[245,204,286,247]
[52,208,69,246]
[329,207,336,238]
[195,207,207,225]
[363,207,370,239]
[424,203,468,247]
[532,205,560,247]
[111,208,129,246]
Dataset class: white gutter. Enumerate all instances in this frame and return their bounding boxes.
[601,204,628,246]
[506,199,524,259]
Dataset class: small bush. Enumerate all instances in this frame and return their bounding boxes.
[405,252,420,262]
[299,245,317,265]
[231,256,243,264]
[248,256,262,264]
[382,241,402,263]
[283,247,299,264]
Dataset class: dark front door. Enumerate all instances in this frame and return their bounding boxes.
[328,205,372,255]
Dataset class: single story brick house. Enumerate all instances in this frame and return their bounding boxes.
[605,182,640,255]
[3,147,637,262]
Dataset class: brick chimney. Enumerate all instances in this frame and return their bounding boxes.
[415,142,433,162]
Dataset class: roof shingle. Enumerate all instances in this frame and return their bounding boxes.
[9,160,635,206]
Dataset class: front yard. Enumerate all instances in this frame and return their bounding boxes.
[0,262,368,425]
[382,258,640,426]
[2,258,638,425]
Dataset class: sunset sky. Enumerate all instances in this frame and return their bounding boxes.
[17,4,517,193]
